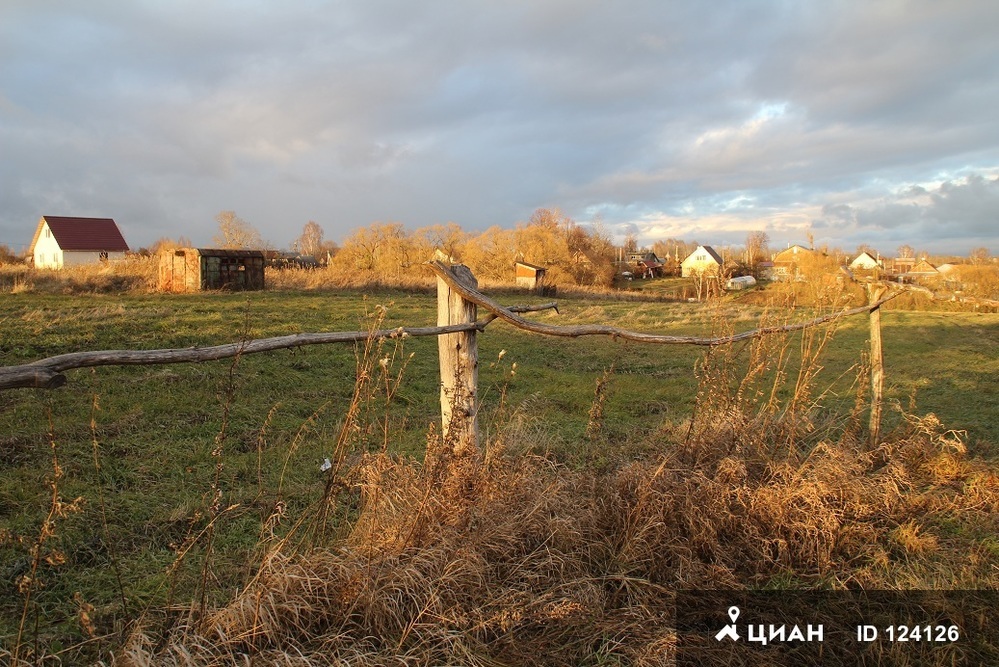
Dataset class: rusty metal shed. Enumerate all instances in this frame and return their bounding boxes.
[158,248,266,292]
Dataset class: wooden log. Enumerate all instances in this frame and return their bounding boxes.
[436,263,479,455]
[868,284,888,449]
[0,324,477,392]
[0,301,557,393]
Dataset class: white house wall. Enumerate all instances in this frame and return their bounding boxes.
[32,223,63,268]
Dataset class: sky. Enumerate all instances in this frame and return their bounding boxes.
[2,1,998,257]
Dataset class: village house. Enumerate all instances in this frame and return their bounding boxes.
[755,260,775,281]
[849,251,883,272]
[770,244,813,281]
[625,251,658,263]
[28,216,129,269]
[905,259,940,281]
[629,252,665,278]
[887,256,916,276]
[680,245,723,277]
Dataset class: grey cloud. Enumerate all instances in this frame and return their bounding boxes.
[1,1,997,254]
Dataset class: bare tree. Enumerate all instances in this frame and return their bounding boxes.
[296,221,325,257]
[421,222,466,261]
[0,244,20,264]
[623,232,638,254]
[969,247,990,265]
[745,230,770,265]
[213,211,263,249]
[897,244,914,259]
[855,244,878,258]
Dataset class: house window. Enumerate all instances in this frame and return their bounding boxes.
[45,228,51,238]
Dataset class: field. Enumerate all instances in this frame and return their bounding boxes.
[1,276,998,664]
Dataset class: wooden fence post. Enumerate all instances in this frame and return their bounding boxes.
[868,284,888,449]
[436,262,479,455]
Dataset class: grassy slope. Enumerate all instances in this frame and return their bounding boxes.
[1,286,997,662]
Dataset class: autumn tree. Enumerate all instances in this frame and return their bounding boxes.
[149,236,193,253]
[332,222,418,278]
[511,208,616,287]
[144,236,193,256]
[213,211,263,249]
[463,226,517,282]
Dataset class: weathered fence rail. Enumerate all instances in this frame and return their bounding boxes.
[0,261,900,448]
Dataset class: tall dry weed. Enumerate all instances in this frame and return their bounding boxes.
[121,398,999,666]
[0,258,156,294]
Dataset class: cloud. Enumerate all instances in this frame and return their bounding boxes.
[0,1,997,255]
[809,174,999,254]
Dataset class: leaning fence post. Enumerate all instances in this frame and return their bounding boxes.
[436,261,479,455]
[868,284,888,449]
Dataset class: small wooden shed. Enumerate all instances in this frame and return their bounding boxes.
[515,261,547,289]
[158,248,266,292]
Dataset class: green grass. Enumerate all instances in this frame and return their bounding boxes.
[1,286,997,662]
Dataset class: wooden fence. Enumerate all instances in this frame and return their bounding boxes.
[0,260,899,449]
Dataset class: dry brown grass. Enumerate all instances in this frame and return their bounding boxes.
[118,380,999,665]
[0,258,157,294]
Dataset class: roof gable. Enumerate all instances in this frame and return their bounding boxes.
[515,260,546,271]
[31,216,129,253]
[772,244,812,262]
[849,251,881,267]
[681,245,723,266]
[908,259,939,274]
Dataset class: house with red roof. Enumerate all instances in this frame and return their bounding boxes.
[29,216,129,269]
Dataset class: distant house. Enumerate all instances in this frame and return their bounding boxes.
[887,256,916,276]
[755,261,775,281]
[906,259,939,278]
[680,245,723,277]
[264,250,319,269]
[514,261,547,290]
[158,248,266,292]
[771,244,813,281]
[626,251,661,264]
[849,251,883,272]
[630,252,664,278]
[29,216,129,269]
